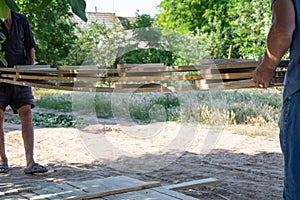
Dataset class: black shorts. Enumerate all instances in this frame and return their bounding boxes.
[0,83,35,114]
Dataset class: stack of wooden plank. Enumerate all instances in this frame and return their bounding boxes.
[0,176,221,199]
[0,60,288,93]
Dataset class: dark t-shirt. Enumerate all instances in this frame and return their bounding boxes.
[0,12,36,68]
[275,0,300,100]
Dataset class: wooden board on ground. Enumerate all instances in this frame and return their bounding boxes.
[163,178,222,191]
[1,176,221,200]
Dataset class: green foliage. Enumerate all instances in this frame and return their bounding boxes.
[67,12,187,67]
[134,11,154,28]
[120,15,206,66]
[5,112,82,128]
[4,0,88,22]
[0,29,7,66]
[33,113,81,127]
[4,0,19,12]
[94,93,113,118]
[66,22,106,66]
[66,21,128,67]
[156,0,272,59]
[119,17,133,30]
[228,0,271,58]
[0,0,9,66]
[120,48,175,66]
[224,89,282,125]
[19,0,77,66]
[39,0,87,21]
[35,93,72,112]
[67,0,87,22]
[156,0,204,34]
[35,89,282,126]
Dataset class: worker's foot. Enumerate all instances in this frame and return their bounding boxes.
[24,163,48,174]
[0,162,9,173]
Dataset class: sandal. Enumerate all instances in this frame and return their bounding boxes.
[0,162,9,173]
[24,163,48,174]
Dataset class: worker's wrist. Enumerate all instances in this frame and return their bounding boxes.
[262,51,279,70]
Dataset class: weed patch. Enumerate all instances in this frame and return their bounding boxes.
[34,88,283,126]
[5,113,83,128]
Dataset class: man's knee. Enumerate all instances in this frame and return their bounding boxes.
[18,105,33,124]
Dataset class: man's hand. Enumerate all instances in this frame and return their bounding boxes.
[253,59,276,88]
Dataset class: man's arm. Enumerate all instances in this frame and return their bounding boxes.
[253,0,295,88]
[26,48,35,65]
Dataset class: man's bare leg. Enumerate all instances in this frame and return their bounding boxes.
[0,109,8,164]
[18,105,35,168]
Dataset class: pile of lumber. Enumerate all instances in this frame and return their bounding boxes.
[0,60,288,93]
[1,176,221,199]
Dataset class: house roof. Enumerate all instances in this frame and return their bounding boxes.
[73,12,124,29]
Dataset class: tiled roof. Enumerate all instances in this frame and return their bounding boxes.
[73,12,124,29]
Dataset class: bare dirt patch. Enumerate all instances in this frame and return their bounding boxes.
[0,119,283,199]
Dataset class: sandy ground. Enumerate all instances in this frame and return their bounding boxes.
[0,118,283,200]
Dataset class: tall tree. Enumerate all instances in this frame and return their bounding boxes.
[228,0,271,58]
[18,0,77,66]
[120,12,176,65]
[156,0,272,59]
[156,0,205,34]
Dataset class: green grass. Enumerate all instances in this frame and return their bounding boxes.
[33,88,283,127]
[35,91,72,112]
[231,125,279,138]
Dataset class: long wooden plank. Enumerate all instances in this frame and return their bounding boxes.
[0,195,27,200]
[115,83,164,89]
[163,178,221,191]
[214,61,258,70]
[204,72,252,80]
[0,68,117,74]
[120,63,164,67]
[103,188,187,200]
[0,66,118,75]
[118,61,257,72]
[31,185,87,200]
[108,75,203,82]
[0,74,100,82]
[1,74,205,82]
[56,184,103,199]
[152,187,198,200]
[57,68,118,74]
[15,65,50,69]
[0,78,115,92]
[67,181,161,200]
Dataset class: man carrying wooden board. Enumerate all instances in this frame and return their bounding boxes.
[253,0,298,199]
[0,2,47,174]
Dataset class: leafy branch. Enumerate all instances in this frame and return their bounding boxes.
[0,0,87,66]
[5,0,87,21]
[0,27,7,66]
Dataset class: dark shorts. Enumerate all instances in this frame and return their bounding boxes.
[0,83,35,114]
